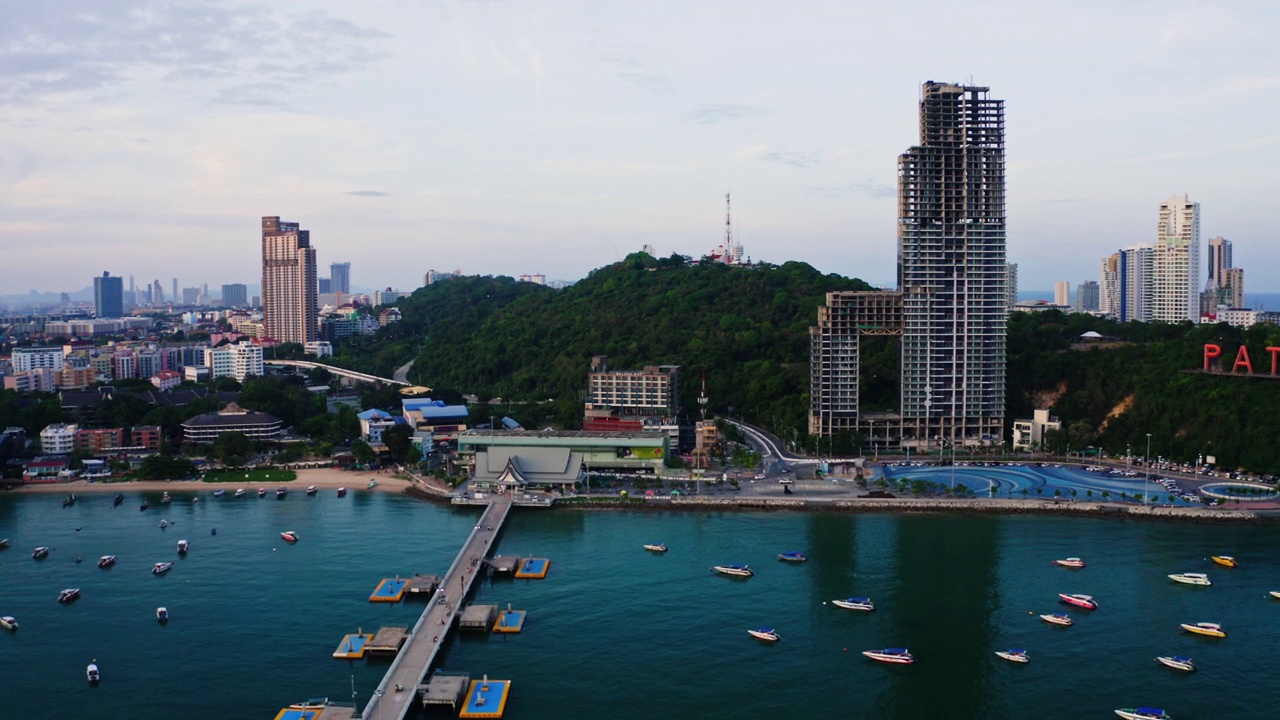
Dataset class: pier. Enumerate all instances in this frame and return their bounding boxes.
[359,494,513,720]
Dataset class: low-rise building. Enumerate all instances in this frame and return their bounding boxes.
[182,402,282,443]
[403,398,469,444]
[151,370,183,391]
[458,429,670,473]
[23,457,69,483]
[358,408,399,446]
[40,423,79,454]
[3,368,56,392]
[55,365,97,390]
[1012,409,1062,451]
[132,425,163,450]
[75,427,124,454]
[1200,307,1260,328]
[304,341,333,358]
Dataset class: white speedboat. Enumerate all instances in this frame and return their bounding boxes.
[1169,573,1211,586]
[86,661,100,684]
[1180,621,1225,638]
[1269,590,1280,600]
[368,479,378,489]
[1040,613,1073,626]
[234,488,246,498]
[156,607,169,623]
[258,488,267,498]
[643,544,668,553]
[306,485,318,495]
[1155,655,1195,672]
[337,487,348,497]
[281,531,300,543]
[33,546,49,560]
[832,597,875,611]
[777,551,808,563]
[711,564,754,577]
[98,555,117,569]
[1053,557,1086,568]
[58,588,81,603]
[748,628,780,642]
[1115,708,1171,720]
[995,649,1029,663]
[276,487,288,499]
[152,562,174,575]
[862,648,914,664]
[213,489,225,498]
[0,616,17,631]
[161,491,172,505]
[159,519,168,529]
[1059,593,1098,610]
[177,540,189,555]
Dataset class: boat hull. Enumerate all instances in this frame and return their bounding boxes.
[1053,558,1086,568]
[1181,623,1225,638]
[1168,574,1211,586]
[832,599,874,611]
[748,630,779,642]
[1211,556,1237,568]
[0,617,17,631]
[1040,614,1073,626]
[995,651,1029,663]
[1155,657,1194,672]
[1059,594,1098,610]
[712,566,753,577]
[1115,710,1170,720]
[862,651,913,664]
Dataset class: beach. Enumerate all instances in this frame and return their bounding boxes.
[1,466,421,496]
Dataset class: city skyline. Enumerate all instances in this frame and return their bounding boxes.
[2,2,1280,294]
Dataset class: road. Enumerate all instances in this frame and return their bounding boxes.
[393,359,415,385]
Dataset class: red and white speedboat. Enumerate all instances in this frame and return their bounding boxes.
[1053,557,1086,568]
[862,648,914,664]
[281,531,299,543]
[1059,593,1098,610]
[1040,612,1073,626]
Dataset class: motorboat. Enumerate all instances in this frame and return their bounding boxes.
[995,649,1030,663]
[153,562,174,575]
[156,607,169,623]
[1169,573,1211,586]
[113,494,124,507]
[1040,613,1073,626]
[0,616,17,631]
[161,491,172,505]
[1053,557,1086,568]
[1269,591,1280,600]
[33,546,49,560]
[1156,655,1195,672]
[643,544,668,553]
[777,552,808,563]
[368,479,379,489]
[1059,593,1098,610]
[1180,622,1225,638]
[1211,555,1237,568]
[0,538,8,549]
[177,539,189,555]
[832,597,875,611]
[140,501,149,511]
[63,493,77,507]
[213,489,225,498]
[1114,708,1171,720]
[58,588,81,603]
[191,496,198,503]
[98,555,117,569]
[711,564,754,577]
[86,661,100,684]
[276,487,288,499]
[337,487,348,497]
[258,488,267,498]
[306,485,318,495]
[281,531,300,543]
[748,628,780,642]
[159,519,168,529]
[234,488,246,498]
[862,648,914,664]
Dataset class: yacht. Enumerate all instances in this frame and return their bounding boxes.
[234,488,246,498]
[86,661,100,684]
[832,597,875,611]
[1053,557,1086,568]
[337,487,348,497]
[306,485,318,495]
[862,648,914,664]
[777,552,808,563]
[58,588,81,603]
[33,546,49,560]
[1168,573,1211,586]
[161,491,172,505]
[98,555,117,569]
[276,487,288,499]
[1058,593,1098,610]
[177,540,189,555]
[643,544,668,553]
[258,488,267,498]
[1114,709,1171,720]
[1180,622,1225,638]
[281,531,300,543]
[1,616,17,631]
[156,607,169,623]
[213,489,225,498]
[153,562,174,575]
[711,564,754,577]
[1155,656,1195,672]
[1040,613,1073,626]
[1211,555,1237,568]
[748,628,780,642]
[995,649,1030,663]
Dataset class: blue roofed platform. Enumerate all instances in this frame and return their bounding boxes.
[514,557,549,579]
[493,608,526,634]
[272,699,358,720]
[369,577,409,602]
[332,632,373,660]
[458,678,511,719]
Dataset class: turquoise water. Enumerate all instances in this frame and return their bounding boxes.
[3,492,1280,718]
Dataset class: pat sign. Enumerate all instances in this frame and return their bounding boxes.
[1203,343,1280,375]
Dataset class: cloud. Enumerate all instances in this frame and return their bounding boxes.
[760,151,822,168]
[687,103,765,125]
[346,190,391,197]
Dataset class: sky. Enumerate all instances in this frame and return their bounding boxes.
[2,0,1279,296]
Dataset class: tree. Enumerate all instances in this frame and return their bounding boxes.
[404,445,423,466]
[307,366,333,387]
[213,431,251,466]
[382,424,414,463]
[351,439,374,466]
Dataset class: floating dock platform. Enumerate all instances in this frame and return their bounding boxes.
[459,604,499,631]
[369,577,409,602]
[271,701,358,720]
[419,671,470,711]
[366,626,409,655]
[458,678,511,719]
[405,573,440,597]
[487,555,520,575]
[514,557,549,579]
[493,609,526,634]
[332,632,373,660]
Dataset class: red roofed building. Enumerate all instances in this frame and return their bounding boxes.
[151,369,183,391]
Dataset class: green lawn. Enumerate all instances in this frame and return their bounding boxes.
[201,468,298,484]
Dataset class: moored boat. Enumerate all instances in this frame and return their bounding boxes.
[306,485,317,495]
[161,491,172,505]
[113,494,124,507]
[0,616,17,631]
[177,539,189,554]
[153,561,174,575]
[748,628,780,642]
[1059,593,1098,610]
[258,488,267,498]
[86,661,100,684]
[1053,557,1086,568]
[711,564,754,577]
[1269,590,1280,600]
[213,489,225,498]
[832,597,875,611]
[1211,555,1237,568]
[777,551,808,562]
[1114,708,1171,720]
[862,648,914,664]
[1180,621,1225,638]
[98,555,117,569]
[159,519,168,529]
[33,546,49,560]
[1155,655,1195,672]
[1168,573,1211,586]
[643,543,668,553]
[58,588,81,603]
[235,488,246,498]
[1040,612,1073,626]
[63,493,76,507]
[368,479,378,489]
[139,501,149,511]
[156,607,169,623]
[276,487,288,499]
[995,649,1029,663]
[0,538,8,548]
[281,531,300,543]
[337,487,348,497]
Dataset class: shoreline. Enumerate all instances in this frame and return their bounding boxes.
[0,467,416,496]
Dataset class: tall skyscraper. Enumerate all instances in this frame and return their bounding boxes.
[93,272,124,318]
[182,287,200,305]
[221,283,248,308]
[1220,267,1245,308]
[261,216,318,344]
[1151,194,1200,323]
[172,279,178,305]
[1099,253,1121,318]
[1121,245,1154,322]
[1074,281,1099,312]
[1005,262,1018,309]
[1054,281,1069,307]
[1206,236,1232,290]
[318,277,332,294]
[152,279,164,305]
[330,262,351,295]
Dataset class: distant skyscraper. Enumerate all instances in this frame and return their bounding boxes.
[221,284,248,308]
[1219,267,1245,308]
[172,279,178,305]
[1206,237,1232,290]
[152,279,164,305]
[318,277,332,294]
[330,262,351,295]
[1005,262,1018,309]
[1151,194,1200,323]
[261,216,318,344]
[1054,281,1069,307]
[93,272,123,318]
[60,292,71,308]
[182,287,200,305]
[1074,281,1099,312]
[1121,245,1154,322]
[1099,253,1121,318]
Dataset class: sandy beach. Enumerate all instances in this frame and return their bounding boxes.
[1,467,418,496]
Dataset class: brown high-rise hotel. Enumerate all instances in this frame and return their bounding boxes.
[261,216,318,344]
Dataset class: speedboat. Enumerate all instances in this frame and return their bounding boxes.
[98,555,117,569]
[153,562,174,575]
[0,616,17,631]
[1040,613,1073,626]
[1115,709,1171,720]
[1211,555,1237,568]
[832,597,875,611]
[281,531,299,543]
[643,544,668,553]
[995,649,1030,663]
[33,546,49,560]
[368,479,379,489]
[1156,655,1195,672]
[213,489,225,498]
[140,501,149,511]
[177,539,189,554]
[1053,557,1086,568]
[1269,591,1280,600]
[862,648,914,664]
[113,494,124,507]
[58,588,81,603]
[1059,593,1098,610]
[156,607,169,623]
[258,488,267,498]
[191,496,198,503]
[86,661,100,684]
[276,487,288,499]
[337,487,348,497]
[161,491,172,505]
[63,493,76,507]
[0,538,8,548]
[748,628,780,642]
[1169,573,1211,586]
[234,488,246,498]
[778,552,808,562]
[1180,622,1225,638]
[711,564,754,577]
[159,519,168,529]
[306,485,317,495]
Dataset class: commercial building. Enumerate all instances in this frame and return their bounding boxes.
[182,402,282,443]
[469,444,586,495]
[402,398,469,444]
[458,429,670,473]
[261,216,318,344]
[221,283,248,308]
[1151,194,1200,323]
[93,272,124,318]
[583,357,680,431]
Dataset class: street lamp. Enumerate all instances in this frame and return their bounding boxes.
[1145,432,1152,505]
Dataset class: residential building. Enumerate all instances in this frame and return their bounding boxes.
[518,274,547,285]
[1005,262,1018,310]
[151,370,183,390]
[55,366,96,390]
[261,216,318,344]
[358,408,398,446]
[1119,245,1154,322]
[378,308,402,326]
[303,341,333,358]
[1012,409,1062,451]
[1201,307,1260,328]
[1150,194,1200,323]
[132,425,162,450]
[330,262,351,295]
[373,288,410,307]
[318,277,332,294]
[75,427,124,454]
[583,356,680,431]
[1074,281,1100,312]
[12,347,65,372]
[1218,267,1245,309]
[1207,237,1232,290]
[112,348,137,380]
[3,369,56,392]
[204,341,263,382]
[1054,281,1069,308]
[93,272,124,318]
[40,423,79,454]
[183,366,211,382]
[221,283,248,308]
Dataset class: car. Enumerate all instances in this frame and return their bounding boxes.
[754,474,766,480]
[778,478,794,485]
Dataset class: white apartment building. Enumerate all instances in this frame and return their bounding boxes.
[204,346,234,379]
[303,341,333,358]
[40,423,79,454]
[1202,307,1259,328]
[1122,245,1154,322]
[12,347,65,372]
[1150,194,1200,323]
[205,341,264,382]
[1054,281,1069,308]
